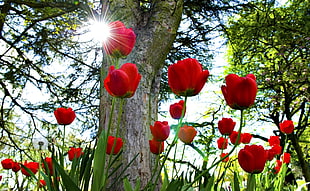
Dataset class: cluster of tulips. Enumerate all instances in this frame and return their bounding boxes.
[0,20,295,190]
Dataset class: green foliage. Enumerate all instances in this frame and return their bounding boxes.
[0,0,101,161]
[225,0,310,183]
[225,0,309,121]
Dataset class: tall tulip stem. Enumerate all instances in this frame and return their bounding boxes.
[107,98,124,167]
[184,109,245,189]
[247,173,256,191]
[151,96,188,190]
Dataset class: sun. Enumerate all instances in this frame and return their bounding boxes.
[89,19,111,42]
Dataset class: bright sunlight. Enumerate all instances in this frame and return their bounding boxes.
[89,19,111,42]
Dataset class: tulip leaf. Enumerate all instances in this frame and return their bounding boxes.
[166,179,184,191]
[79,147,94,191]
[92,130,108,191]
[109,153,139,189]
[123,177,134,191]
[160,166,169,191]
[233,171,240,191]
[53,158,81,191]
[205,174,215,191]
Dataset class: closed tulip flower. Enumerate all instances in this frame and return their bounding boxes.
[238,145,267,174]
[21,161,39,176]
[106,136,123,155]
[266,149,277,161]
[270,144,282,156]
[150,121,170,141]
[218,118,236,135]
[178,125,197,144]
[279,120,294,134]
[42,157,54,175]
[39,180,47,188]
[104,63,141,98]
[221,74,257,110]
[168,58,209,96]
[268,136,280,146]
[1,159,13,169]
[169,100,186,119]
[68,147,84,161]
[274,160,282,174]
[241,133,252,144]
[54,107,76,125]
[229,131,241,145]
[282,152,291,164]
[149,139,164,155]
[103,21,136,58]
[220,153,229,162]
[217,137,228,150]
[12,162,21,172]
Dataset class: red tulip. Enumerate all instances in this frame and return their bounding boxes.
[104,63,141,98]
[282,152,291,164]
[229,131,241,145]
[241,133,252,144]
[1,159,13,169]
[103,21,136,58]
[279,120,294,134]
[21,161,39,176]
[217,137,228,150]
[266,149,277,161]
[149,139,164,155]
[42,157,54,175]
[270,144,282,155]
[169,100,186,119]
[150,121,170,141]
[220,153,229,162]
[218,118,236,135]
[221,74,257,110]
[178,125,197,144]
[39,179,47,188]
[238,145,267,174]
[168,58,209,96]
[274,160,282,174]
[106,136,123,155]
[54,107,76,125]
[268,136,280,146]
[68,147,83,161]
[274,165,281,174]
[12,162,21,172]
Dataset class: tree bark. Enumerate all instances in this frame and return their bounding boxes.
[99,0,183,190]
[291,134,310,183]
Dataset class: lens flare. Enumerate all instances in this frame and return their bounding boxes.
[89,20,111,42]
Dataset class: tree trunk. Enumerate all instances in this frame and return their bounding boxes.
[291,134,310,183]
[99,0,183,190]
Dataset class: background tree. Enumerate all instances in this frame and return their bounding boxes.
[225,0,310,182]
[3,0,298,190]
[0,0,99,158]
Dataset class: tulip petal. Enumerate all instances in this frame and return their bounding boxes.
[238,148,255,173]
[105,69,130,97]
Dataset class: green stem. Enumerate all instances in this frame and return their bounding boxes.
[107,98,124,166]
[61,125,66,167]
[149,145,162,190]
[151,96,188,190]
[37,150,42,191]
[247,173,256,191]
[175,145,186,176]
[106,97,116,138]
[184,109,245,189]
[98,97,116,190]
[189,144,205,158]
[171,140,178,178]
